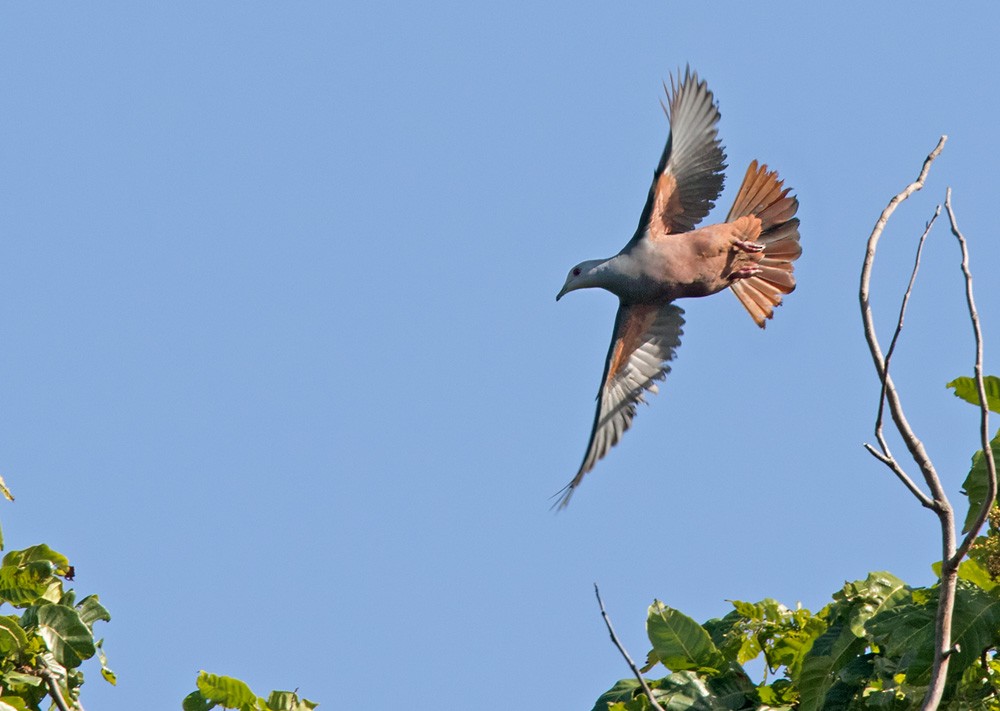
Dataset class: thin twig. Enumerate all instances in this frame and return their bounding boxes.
[870,207,940,509]
[594,584,665,711]
[859,136,947,509]
[876,206,940,443]
[37,668,73,711]
[946,188,997,564]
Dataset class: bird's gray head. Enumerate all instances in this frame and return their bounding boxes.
[556,259,607,301]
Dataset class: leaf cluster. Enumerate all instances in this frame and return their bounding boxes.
[183,672,317,711]
[593,378,1000,710]
[0,543,114,710]
[595,571,1000,711]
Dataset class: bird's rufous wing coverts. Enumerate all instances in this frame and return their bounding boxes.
[556,303,685,508]
[631,67,727,244]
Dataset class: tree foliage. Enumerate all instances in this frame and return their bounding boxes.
[0,534,317,709]
[592,379,1000,710]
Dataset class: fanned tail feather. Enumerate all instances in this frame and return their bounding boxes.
[727,160,801,327]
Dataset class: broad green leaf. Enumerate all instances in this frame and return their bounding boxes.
[704,668,756,709]
[646,600,725,673]
[820,653,875,710]
[948,376,1000,412]
[2,671,42,687]
[960,430,1000,534]
[0,615,28,660]
[183,691,216,711]
[646,670,736,710]
[947,583,1000,680]
[37,604,96,668]
[2,545,71,576]
[0,561,56,605]
[932,558,996,591]
[0,700,27,711]
[866,595,935,682]
[841,572,909,637]
[265,691,318,711]
[76,595,111,629]
[591,678,641,711]
[864,583,1000,685]
[795,621,867,711]
[197,671,258,709]
[756,678,797,707]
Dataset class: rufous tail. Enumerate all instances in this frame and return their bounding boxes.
[726,160,801,327]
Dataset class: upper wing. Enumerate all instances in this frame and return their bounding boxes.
[626,68,727,248]
[556,302,685,508]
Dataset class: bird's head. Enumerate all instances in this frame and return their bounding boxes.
[556,259,607,301]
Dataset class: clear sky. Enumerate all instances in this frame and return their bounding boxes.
[3,3,1000,709]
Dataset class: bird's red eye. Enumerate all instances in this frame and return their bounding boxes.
[572,267,581,277]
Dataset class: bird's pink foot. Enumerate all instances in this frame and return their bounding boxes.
[729,265,762,281]
[733,239,764,253]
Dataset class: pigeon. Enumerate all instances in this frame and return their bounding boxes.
[555,68,801,508]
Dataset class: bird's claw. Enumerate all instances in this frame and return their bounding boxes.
[733,239,764,253]
[729,265,762,281]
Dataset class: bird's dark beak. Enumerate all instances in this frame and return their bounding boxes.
[556,286,567,301]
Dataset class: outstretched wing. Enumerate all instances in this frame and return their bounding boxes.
[626,67,727,248]
[556,302,685,508]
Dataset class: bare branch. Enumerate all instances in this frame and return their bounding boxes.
[946,188,997,564]
[862,442,935,508]
[859,136,949,508]
[594,584,665,711]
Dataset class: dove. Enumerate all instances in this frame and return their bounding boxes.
[555,68,801,508]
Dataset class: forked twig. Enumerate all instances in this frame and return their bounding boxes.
[594,584,665,711]
[860,136,947,509]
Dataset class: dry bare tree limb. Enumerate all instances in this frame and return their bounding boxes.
[946,188,997,564]
[594,584,665,711]
[860,136,948,511]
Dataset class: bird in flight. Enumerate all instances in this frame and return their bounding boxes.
[555,67,801,508]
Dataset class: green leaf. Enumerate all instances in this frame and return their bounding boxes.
[960,430,1000,534]
[183,691,217,711]
[948,376,1000,412]
[646,600,725,673]
[97,639,117,685]
[841,572,909,637]
[866,594,935,682]
[265,691,318,711]
[37,604,96,668]
[2,671,43,687]
[795,621,867,711]
[76,595,111,629]
[2,544,71,576]
[197,671,258,709]
[591,678,641,710]
[647,670,738,710]
[932,558,996,591]
[0,615,29,656]
[0,699,28,711]
[0,562,56,606]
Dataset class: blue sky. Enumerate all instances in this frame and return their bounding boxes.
[3,3,1000,709]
